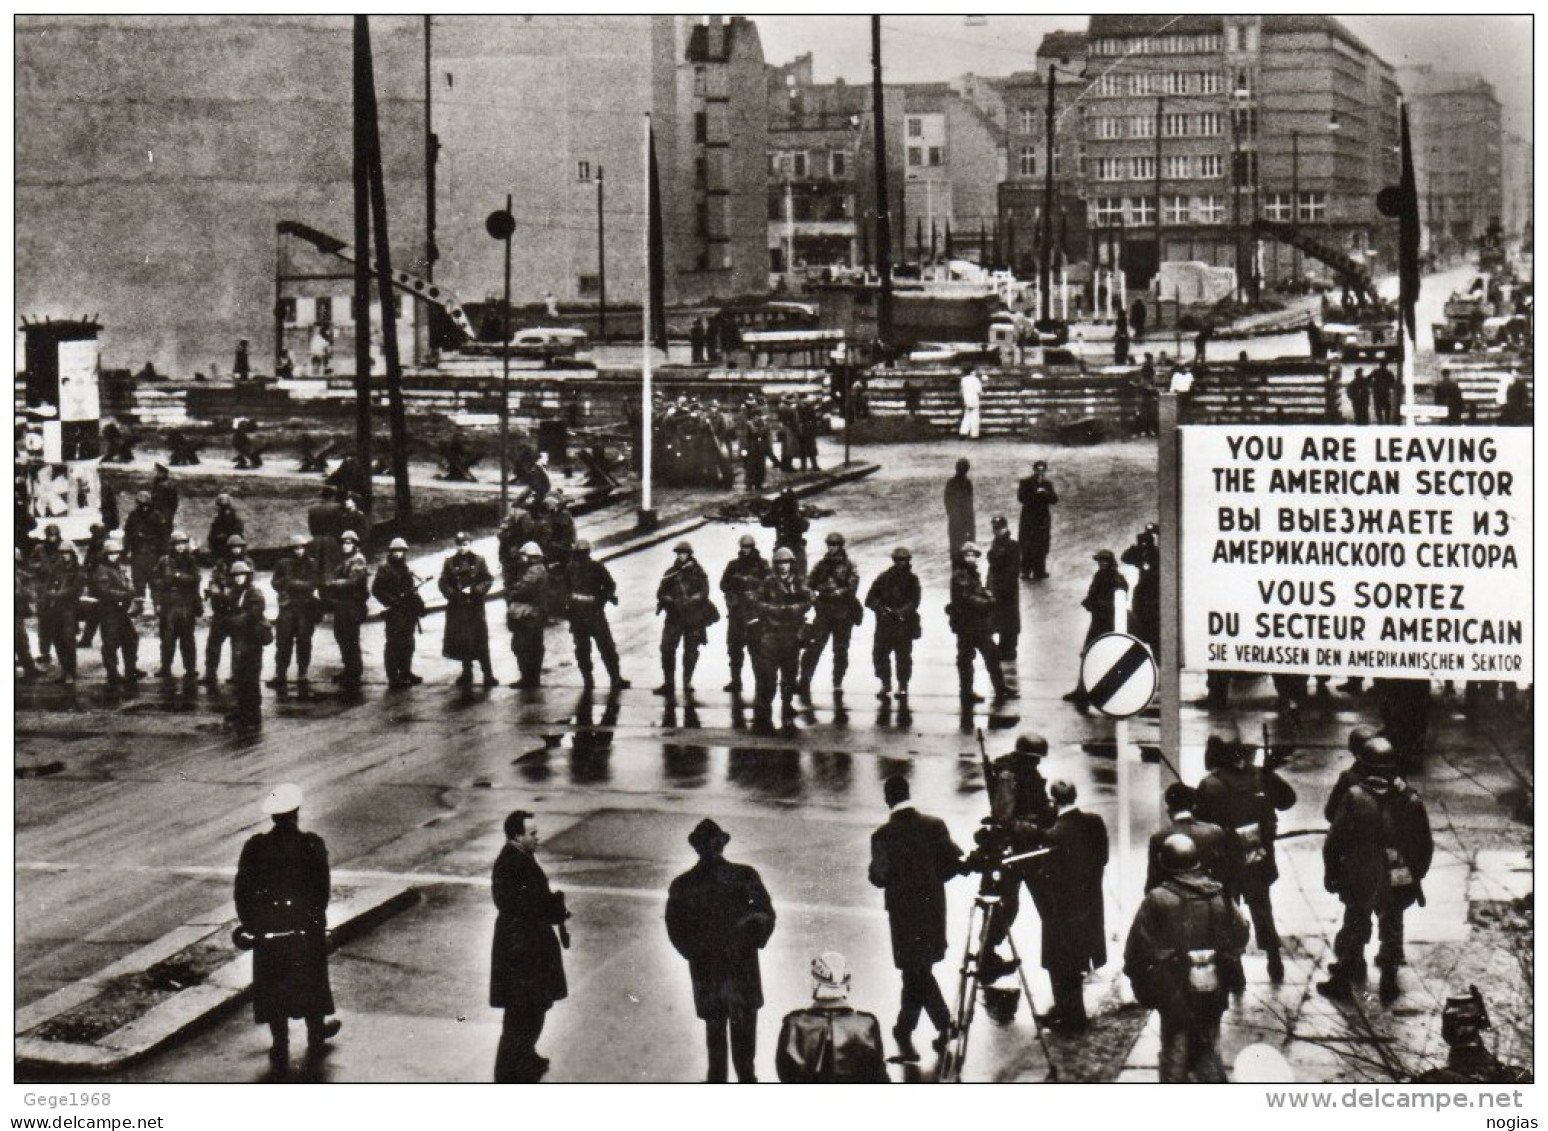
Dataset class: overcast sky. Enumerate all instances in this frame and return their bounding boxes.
[754,15,1532,139]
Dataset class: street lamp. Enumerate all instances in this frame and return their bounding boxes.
[1040,61,1087,323]
[485,199,515,513]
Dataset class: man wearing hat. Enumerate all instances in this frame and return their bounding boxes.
[1146,783,1237,897]
[1028,781,1109,1033]
[1062,549,1129,713]
[799,531,862,698]
[225,558,269,734]
[270,535,321,692]
[565,540,628,689]
[1120,523,1161,654]
[504,541,549,688]
[666,818,776,1083]
[123,489,170,606]
[718,534,770,694]
[151,530,202,680]
[235,784,341,1066]
[206,492,245,561]
[438,532,499,689]
[371,537,427,689]
[985,516,1021,666]
[88,538,142,687]
[324,530,370,692]
[869,775,963,1062]
[1016,460,1058,580]
[864,546,921,702]
[948,540,1009,703]
[1319,740,1433,1004]
[654,542,716,698]
[489,809,570,1082]
[1124,833,1247,1082]
[775,951,889,1083]
[943,459,975,560]
[203,533,253,689]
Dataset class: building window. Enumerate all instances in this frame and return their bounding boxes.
[1130,115,1155,139]
[831,150,847,178]
[1163,154,1190,179]
[695,201,709,237]
[1094,116,1123,139]
[1096,74,1125,97]
[1300,192,1327,221]
[694,112,707,143]
[792,151,807,178]
[1232,106,1257,138]
[1164,194,1190,224]
[1130,72,1157,96]
[1199,153,1224,179]
[907,117,923,138]
[1130,197,1156,225]
[1197,195,1226,223]
[1164,72,1187,95]
[1163,114,1190,138]
[1019,108,1036,132]
[768,193,783,221]
[1226,25,1240,51]
[928,147,943,166]
[1198,112,1223,137]
[577,274,601,297]
[695,156,708,188]
[1264,193,1293,221]
[908,147,923,167]
[1095,156,1123,181]
[1233,69,1251,96]
[1131,155,1156,180]
[693,66,707,95]
[576,160,591,182]
[1093,197,1125,226]
[278,297,298,325]
[1201,72,1224,94]
[314,297,333,325]
[1019,146,1037,176]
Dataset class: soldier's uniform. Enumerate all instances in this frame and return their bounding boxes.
[324,533,369,690]
[225,562,268,734]
[799,534,862,696]
[151,535,202,678]
[566,542,627,689]
[654,543,716,697]
[270,539,321,689]
[206,496,245,560]
[863,548,921,700]
[89,542,141,686]
[123,496,170,604]
[439,536,498,688]
[1016,463,1058,580]
[41,544,84,683]
[27,529,64,664]
[948,543,1008,702]
[204,535,253,686]
[505,545,549,689]
[149,466,179,526]
[760,491,809,577]
[371,540,426,689]
[985,519,1021,664]
[751,548,811,722]
[719,537,770,694]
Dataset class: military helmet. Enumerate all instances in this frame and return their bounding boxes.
[227,533,247,547]
[892,546,912,562]
[959,541,981,557]
[1360,736,1399,777]
[1158,832,1200,874]
[171,530,190,544]
[135,490,151,504]
[673,541,693,554]
[290,534,310,548]
[738,534,757,549]
[825,532,845,547]
[104,538,124,553]
[340,530,359,545]
[519,541,543,557]
[229,560,253,577]
[59,542,79,558]
[216,493,232,507]
[388,537,408,551]
[772,547,797,563]
[1347,724,1378,756]
[1014,732,1048,758]
[43,523,61,539]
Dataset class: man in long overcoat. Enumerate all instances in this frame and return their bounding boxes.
[665,819,776,1083]
[1027,781,1109,1032]
[235,783,340,1066]
[489,809,569,1082]
[438,532,498,688]
[868,775,963,1062]
[1016,461,1058,580]
[943,459,975,560]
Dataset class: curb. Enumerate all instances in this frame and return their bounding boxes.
[14,882,418,1074]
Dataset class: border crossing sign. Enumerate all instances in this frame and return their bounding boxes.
[1079,633,1157,718]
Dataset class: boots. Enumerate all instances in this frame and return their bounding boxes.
[1265,948,1284,984]
[682,652,698,694]
[1378,965,1400,1004]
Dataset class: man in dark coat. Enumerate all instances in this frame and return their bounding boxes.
[151,530,201,680]
[799,531,862,697]
[1318,742,1433,1005]
[1370,362,1397,424]
[1194,739,1296,984]
[1124,833,1246,1083]
[1347,367,1372,425]
[1029,781,1109,1032]
[39,542,83,685]
[751,546,810,726]
[864,546,921,702]
[123,490,169,603]
[224,560,268,735]
[943,459,975,560]
[719,535,770,694]
[1147,783,1238,897]
[948,542,1009,703]
[1064,549,1129,713]
[234,783,340,1066]
[654,541,716,698]
[489,809,569,1083]
[269,535,321,692]
[985,516,1020,665]
[775,951,888,1083]
[439,532,498,688]
[306,486,346,581]
[149,462,179,526]
[1016,461,1058,580]
[324,530,369,693]
[666,818,776,1083]
[371,537,426,689]
[206,493,245,561]
[504,541,548,689]
[27,524,65,666]
[1120,523,1161,654]
[868,775,963,1062]
[90,538,142,688]
[566,540,629,689]
[760,488,809,577]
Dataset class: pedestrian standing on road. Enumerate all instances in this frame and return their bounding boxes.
[489,809,570,1083]
[1371,361,1397,424]
[325,530,369,693]
[1063,549,1128,713]
[944,459,975,562]
[774,951,889,1083]
[957,366,983,439]
[948,542,1009,704]
[565,540,629,690]
[75,524,109,649]
[1194,739,1296,984]
[439,532,499,689]
[204,533,252,688]
[1318,740,1433,1005]
[505,541,549,689]
[864,546,921,703]
[1347,367,1372,425]
[235,783,341,1068]
[371,537,426,689]
[124,490,169,605]
[799,531,862,699]
[151,530,201,681]
[1029,781,1109,1033]
[41,542,83,686]
[1121,523,1161,655]
[225,559,268,735]
[868,775,962,1063]
[1016,461,1057,580]
[654,541,717,699]
[1146,783,1238,897]
[986,516,1020,669]
[750,546,810,727]
[90,538,142,689]
[666,818,777,1084]
[269,535,321,693]
[206,493,245,561]
[719,535,770,695]
[1123,833,1247,1083]
[27,524,65,666]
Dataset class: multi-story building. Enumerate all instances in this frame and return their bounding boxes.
[900,84,1005,264]
[1078,15,1399,290]
[1500,132,1533,248]
[1398,66,1504,258]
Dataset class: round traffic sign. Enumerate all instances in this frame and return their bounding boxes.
[485,209,516,241]
[1079,632,1157,719]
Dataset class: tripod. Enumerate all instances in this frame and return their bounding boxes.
[938,859,1057,1083]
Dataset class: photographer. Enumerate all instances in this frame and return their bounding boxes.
[968,733,1055,981]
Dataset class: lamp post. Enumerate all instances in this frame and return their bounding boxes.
[1291,130,1301,284]
[486,199,515,513]
[596,166,607,342]
[1040,60,1087,323]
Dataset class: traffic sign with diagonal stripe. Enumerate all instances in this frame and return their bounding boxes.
[1079,632,1158,719]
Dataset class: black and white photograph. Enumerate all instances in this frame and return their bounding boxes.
[11,9,1535,1114]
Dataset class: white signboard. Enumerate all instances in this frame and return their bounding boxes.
[1181,426,1532,682]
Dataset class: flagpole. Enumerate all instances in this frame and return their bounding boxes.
[639,111,655,527]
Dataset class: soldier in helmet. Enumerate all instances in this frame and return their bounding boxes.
[1146,783,1237,897]
[751,546,811,725]
[565,540,628,690]
[207,492,245,561]
[75,523,110,648]
[204,533,253,688]
[1124,832,1247,1082]
[269,535,321,692]
[505,541,549,689]
[123,490,170,606]
[325,531,370,692]
[948,541,1009,703]
[27,524,65,667]
[372,537,426,690]
[1411,988,1532,1084]
[1325,724,1380,823]
[89,537,142,688]
[151,530,202,680]
[799,531,862,699]
[439,532,499,688]
[654,542,716,699]
[864,546,921,702]
[760,488,809,577]
[719,535,770,695]
[225,559,269,734]
[149,462,179,525]
[41,541,84,685]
